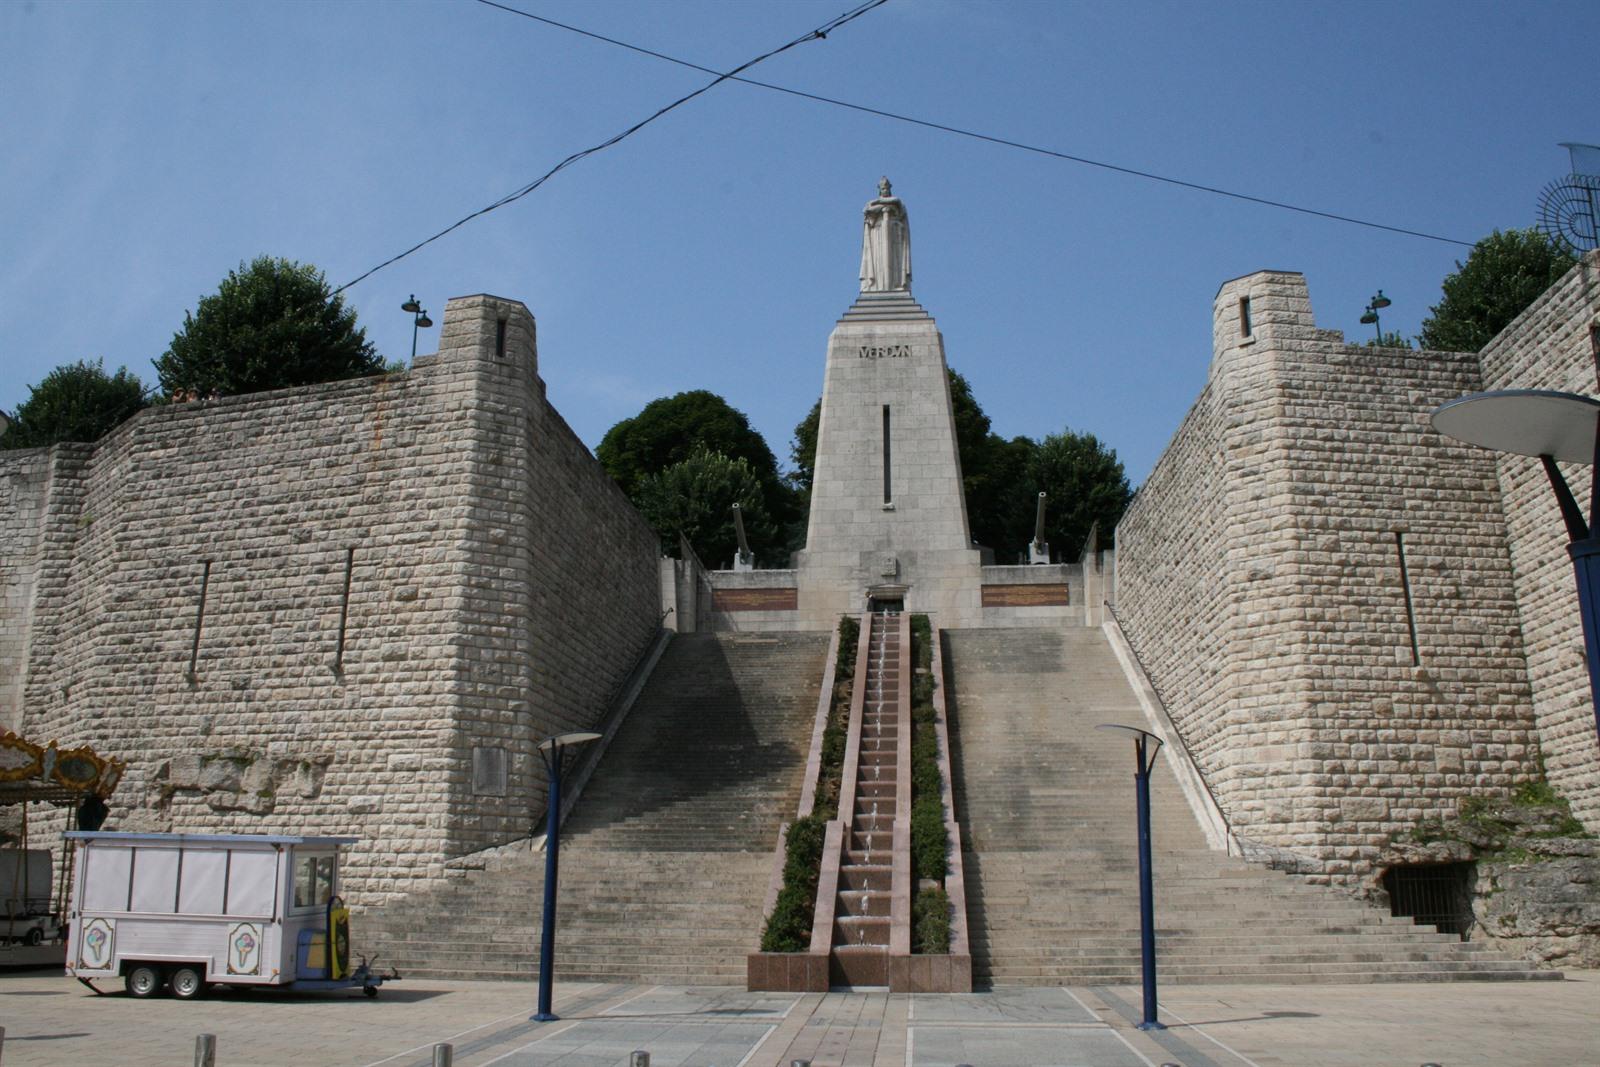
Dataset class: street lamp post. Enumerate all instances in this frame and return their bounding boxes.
[1433,389,1600,747]
[1094,723,1165,1031]
[401,295,434,363]
[1359,289,1392,342]
[532,730,601,1022]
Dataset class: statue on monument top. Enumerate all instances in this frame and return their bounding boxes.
[859,177,911,293]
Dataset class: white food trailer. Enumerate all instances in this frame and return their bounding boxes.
[65,831,394,998]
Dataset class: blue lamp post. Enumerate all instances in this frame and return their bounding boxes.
[532,730,600,1022]
[1095,723,1165,1031]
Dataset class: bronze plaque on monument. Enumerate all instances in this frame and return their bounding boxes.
[980,583,1070,607]
[713,587,800,612]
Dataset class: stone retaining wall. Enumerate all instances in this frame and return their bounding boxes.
[1476,251,1600,826]
[1117,271,1544,882]
[7,295,660,902]
[0,448,54,732]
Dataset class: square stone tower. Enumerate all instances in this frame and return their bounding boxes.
[793,180,983,626]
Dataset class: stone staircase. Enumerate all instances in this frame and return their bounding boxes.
[357,631,829,984]
[946,626,1557,986]
[830,612,903,985]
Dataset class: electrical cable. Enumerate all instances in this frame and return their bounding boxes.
[475,0,1474,249]
[335,0,888,292]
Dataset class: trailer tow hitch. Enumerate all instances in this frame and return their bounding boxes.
[76,977,107,996]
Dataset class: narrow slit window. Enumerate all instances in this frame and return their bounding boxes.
[1238,296,1253,338]
[334,547,354,672]
[882,404,892,505]
[1395,532,1420,666]
[188,560,211,677]
[496,318,508,360]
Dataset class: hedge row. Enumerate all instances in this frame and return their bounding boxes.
[759,615,859,952]
[908,614,952,953]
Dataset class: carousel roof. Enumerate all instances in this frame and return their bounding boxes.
[0,731,125,806]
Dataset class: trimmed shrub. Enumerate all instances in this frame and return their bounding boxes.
[907,614,950,890]
[760,616,862,952]
[910,614,932,670]
[913,886,952,953]
[761,813,828,951]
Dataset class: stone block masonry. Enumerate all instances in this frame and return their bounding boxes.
[5,295,661,903]
[1116,271,1544,884]
[1476,250,1600,826]
[0,448,55,732]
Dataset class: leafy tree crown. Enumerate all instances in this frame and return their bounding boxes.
[2,359,148,450]
[155,256,381,397]
[633,447,778,568]
[598,389,781,496]
[1418,229,1576,352]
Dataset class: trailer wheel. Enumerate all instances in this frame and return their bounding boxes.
[126,965,163,998]
[170,966,207,1000]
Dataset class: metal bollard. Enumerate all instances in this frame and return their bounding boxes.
[194,1033,217,1067]
[432,1043,454,1067]
[791,1060,812,1067]
[1,1023,6,1065]
[630,1052,650,1067]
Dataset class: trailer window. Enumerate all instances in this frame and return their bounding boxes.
[226,851,278,917]
[83,846,134,912]
[130,848,182,913]
[293,853,335,910]
[178,849,228,914]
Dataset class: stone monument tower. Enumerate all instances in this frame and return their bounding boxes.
[793,179,984,625]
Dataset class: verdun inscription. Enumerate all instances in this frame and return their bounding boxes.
[858,345,911,359]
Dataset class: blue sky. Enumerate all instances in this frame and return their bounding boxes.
[3,0,1596,485]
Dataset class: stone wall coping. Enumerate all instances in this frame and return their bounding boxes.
[1101,614,1237,855]
[929,624,971,957]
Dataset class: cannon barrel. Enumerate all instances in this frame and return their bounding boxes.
[732,504,752,557]
[1032,492,1048,546]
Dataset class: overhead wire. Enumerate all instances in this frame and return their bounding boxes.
[335,0,889,293]
[475,0,1475,249]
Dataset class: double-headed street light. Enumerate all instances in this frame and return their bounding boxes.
[1359,289,1392,342]
[402,295,434,362]
[532,730,601,1022]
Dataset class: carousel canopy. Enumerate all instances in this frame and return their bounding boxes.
[0,731,125,806]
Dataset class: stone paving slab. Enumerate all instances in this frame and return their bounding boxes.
[907,988,1099,1026]
[1,967,1596,1066]
[907,1027,1145,1067]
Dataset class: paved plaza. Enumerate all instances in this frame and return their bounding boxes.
[0,966,1595,1067]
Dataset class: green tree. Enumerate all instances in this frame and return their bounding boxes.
[1418,229,1576,352]
[600,390,782,498]
[634,448,778,568]
[1027,431,1132,561]
[966,433,1038,556]
[789,400,821,494]
[155,256,381,397]
[601,390,795,561]
[1,359,148,450]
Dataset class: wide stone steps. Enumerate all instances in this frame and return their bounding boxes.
[359,631,828,983]
[947,626,1553,985]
